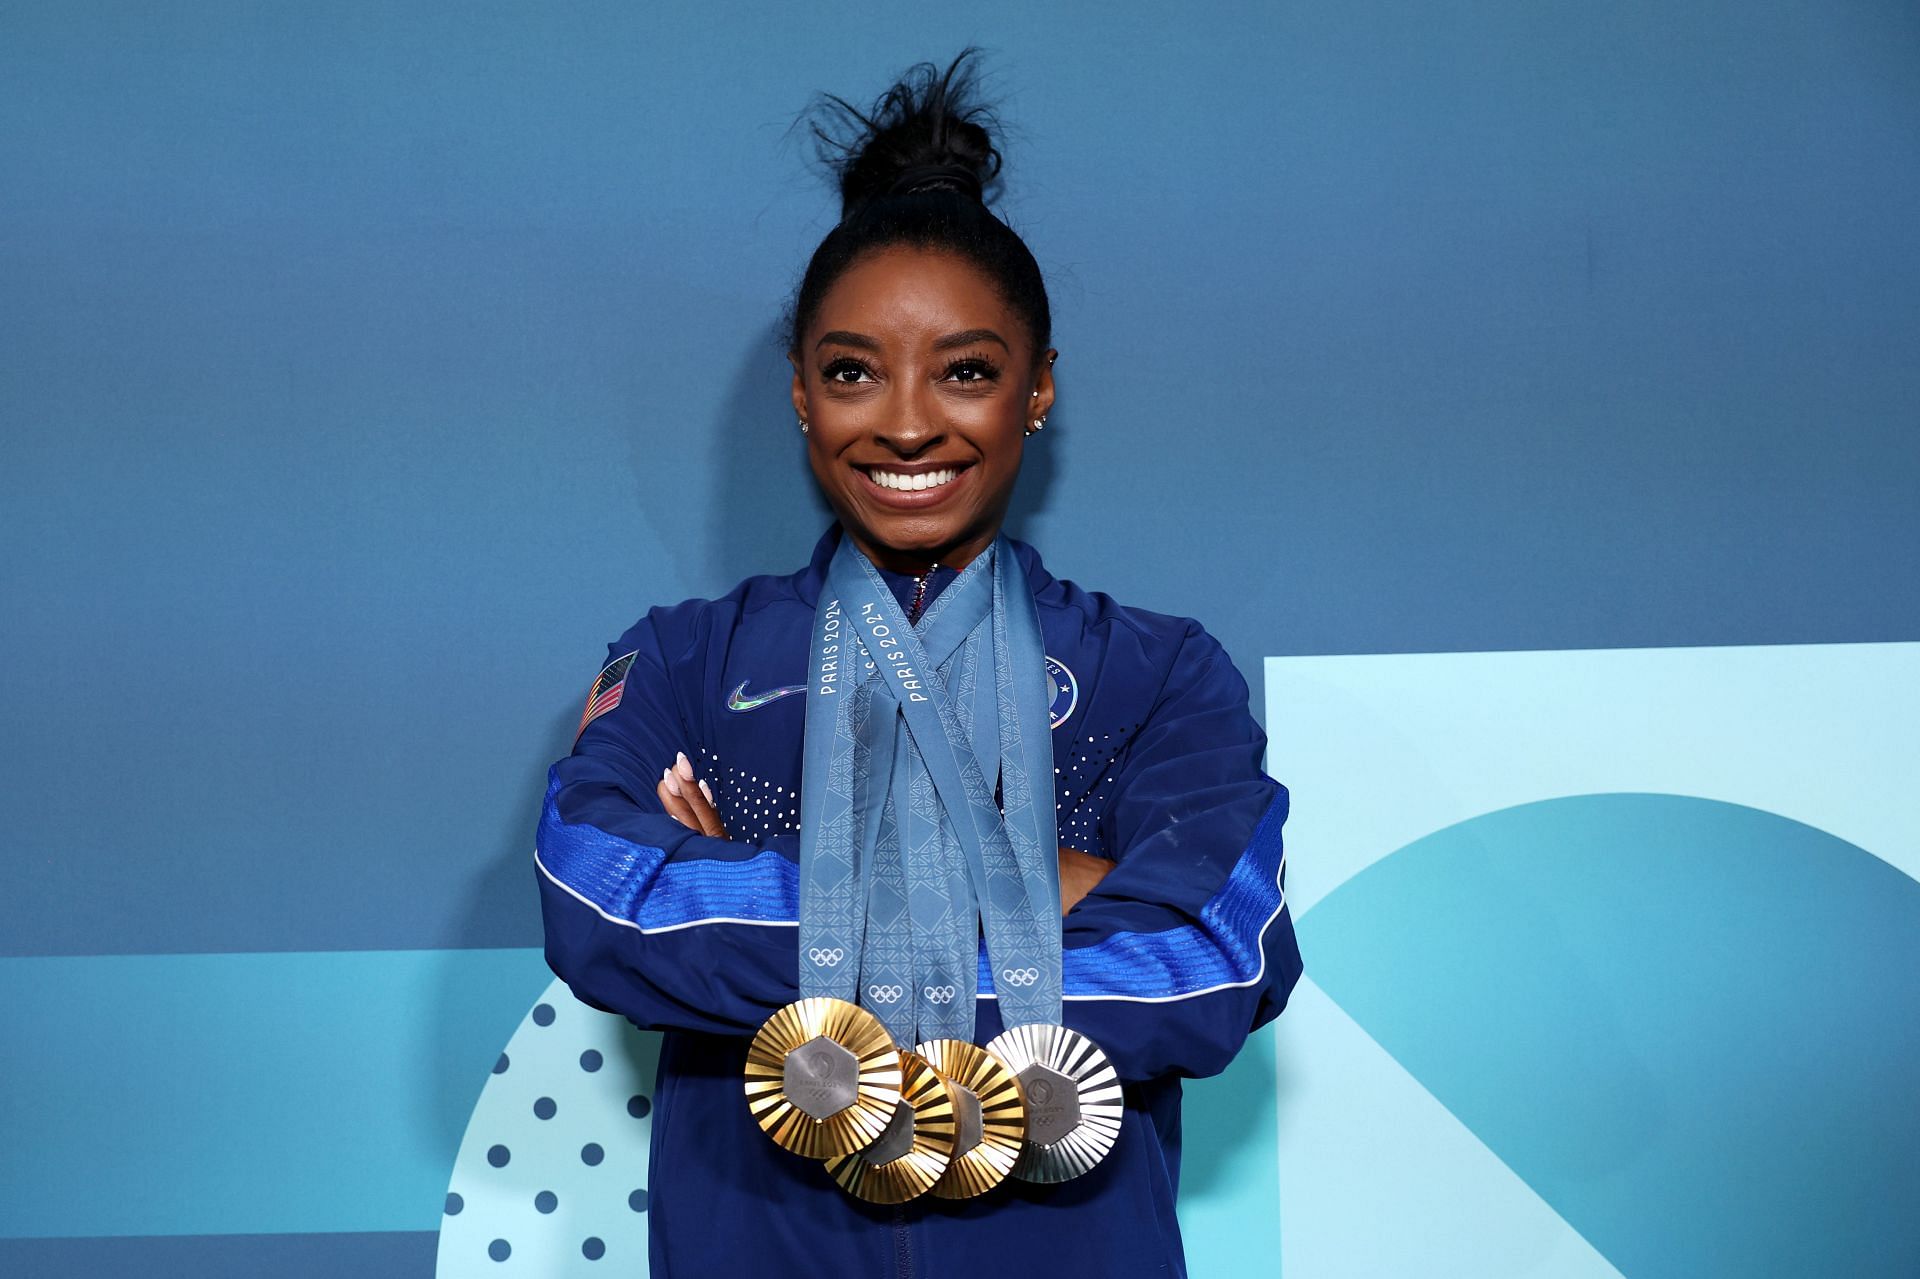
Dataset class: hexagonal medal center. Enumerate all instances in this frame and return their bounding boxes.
[1018,1063,1080,1146]
[862,1097,917,1166]
[783,1034,859,1121]
[948,1082,984,1159]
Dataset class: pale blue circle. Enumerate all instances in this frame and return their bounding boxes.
[438,978,657,1277]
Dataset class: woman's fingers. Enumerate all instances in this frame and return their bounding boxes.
[658,769,701,831]
[659,752,729,840]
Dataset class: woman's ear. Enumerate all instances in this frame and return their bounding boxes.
[788,352,808,425]
[1032,347,1059,422]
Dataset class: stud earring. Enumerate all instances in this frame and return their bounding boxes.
[798,417,808,434]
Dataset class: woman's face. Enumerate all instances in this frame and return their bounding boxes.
[789,245,1056,574]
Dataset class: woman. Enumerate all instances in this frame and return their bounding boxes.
[535,50,1301,1278]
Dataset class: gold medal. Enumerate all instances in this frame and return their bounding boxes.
[745,997,902,1159]
[823,1049,958,1204]
[915,1037,1027,1199]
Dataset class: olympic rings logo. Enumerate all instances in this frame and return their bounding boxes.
[866,983,904,1003]
[808,947,846,967]
[923,984,957,1004]
[1001,967,1041,987]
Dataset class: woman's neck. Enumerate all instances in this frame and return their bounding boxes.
[847,526,994,577]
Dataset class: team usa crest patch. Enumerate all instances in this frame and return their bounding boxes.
[577,651,637,738]
[1045,655,1078,730]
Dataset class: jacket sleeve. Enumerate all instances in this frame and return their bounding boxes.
[533,612,800,1037]
[1054,622,1302,1084]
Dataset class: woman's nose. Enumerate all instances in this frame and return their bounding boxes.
[871,391,944,456]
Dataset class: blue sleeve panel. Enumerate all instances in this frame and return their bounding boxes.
[534,611,802,1037]
[1052,622,1303,1084]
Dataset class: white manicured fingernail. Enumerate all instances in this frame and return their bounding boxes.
[662,766,682,797]
[674,751,694,780]
[698,779,713,803]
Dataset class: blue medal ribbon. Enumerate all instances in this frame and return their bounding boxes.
[797,533,1062,1045]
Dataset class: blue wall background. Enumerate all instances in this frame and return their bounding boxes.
[3,2,1915,1275]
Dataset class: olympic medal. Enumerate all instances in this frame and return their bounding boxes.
[745,997,903,1159]
[824,1049,958,1204]
[985,1023,1123,1183]
[915,1037,1027,1199]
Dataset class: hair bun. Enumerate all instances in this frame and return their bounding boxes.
[803,48,1004,221]
[885,161,986,202]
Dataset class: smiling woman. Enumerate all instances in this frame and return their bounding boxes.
[795,247,1050,574]
[532,47,1302,1279]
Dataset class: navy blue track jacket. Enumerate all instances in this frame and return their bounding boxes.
[535,527,1302,1278]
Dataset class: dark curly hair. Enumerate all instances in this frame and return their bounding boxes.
[785,48,1052,362]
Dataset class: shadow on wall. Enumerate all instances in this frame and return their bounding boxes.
[422,701,583,1162]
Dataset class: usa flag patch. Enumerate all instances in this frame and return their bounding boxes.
[577,651,637,738]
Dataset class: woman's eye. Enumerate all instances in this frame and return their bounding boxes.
[948,358,998,383]
[822,359,873,384]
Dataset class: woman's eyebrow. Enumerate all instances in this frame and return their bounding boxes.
[932,328,1008,352]
[815,328,1009,352]
[816,329,880,351]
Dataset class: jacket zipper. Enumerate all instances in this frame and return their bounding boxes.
[907,565,940,624]
[892,1203,913,1278]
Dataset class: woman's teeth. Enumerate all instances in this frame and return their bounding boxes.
[869,468,959,492]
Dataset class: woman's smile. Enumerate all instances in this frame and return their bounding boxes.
[856,459,974,503]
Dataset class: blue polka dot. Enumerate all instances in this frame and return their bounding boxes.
[535,1190,558,1214]
[627,1094,652,1119]
[444,1192,463,1215]
[492,1053,509,1075]
[579,1049,603,1073]
[487,1144,511,1168]
[582,1237,606,1261]
[628,1188,649,1213]
[532,1003,556,1026]
[488,1239,511,1262]
[533,1096,557,1120]
[581,1142,604,1166]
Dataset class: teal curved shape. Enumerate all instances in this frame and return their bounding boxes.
[1299,793,1920,1279]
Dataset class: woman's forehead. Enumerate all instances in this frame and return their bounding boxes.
[810,247,1017,339]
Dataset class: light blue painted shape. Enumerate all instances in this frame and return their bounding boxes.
[0,948,553,1237]
[437,979,656,1277]
[1301,794,1920,1278]
[1274,978,1622,1278]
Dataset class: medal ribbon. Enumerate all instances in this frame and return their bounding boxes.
[797,533,1062,1045]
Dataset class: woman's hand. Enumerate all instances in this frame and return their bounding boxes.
[657,751,729,839]
[1058,846,1111,916]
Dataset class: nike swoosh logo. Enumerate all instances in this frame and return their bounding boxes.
[725,680,808,713]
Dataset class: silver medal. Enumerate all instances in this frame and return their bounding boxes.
[985,1023,1124,1183]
